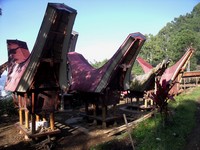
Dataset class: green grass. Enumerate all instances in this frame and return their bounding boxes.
[91,87,200,150]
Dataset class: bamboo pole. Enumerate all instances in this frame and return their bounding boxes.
[123,114,135,150]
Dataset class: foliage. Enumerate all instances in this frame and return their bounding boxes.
[0,96,17,116]
[90,59,108,68]
[132,61,144,75]
[139,3,200,70]
[148,79,175,116]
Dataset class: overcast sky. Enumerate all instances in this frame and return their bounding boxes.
[0,0,199,67]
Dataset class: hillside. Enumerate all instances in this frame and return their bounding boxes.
[138,3,200,70]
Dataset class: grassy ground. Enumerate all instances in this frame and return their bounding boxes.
[91,87,200,150]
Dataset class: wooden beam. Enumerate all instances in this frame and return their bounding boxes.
[105,111,154,137]
[183,71,200,78]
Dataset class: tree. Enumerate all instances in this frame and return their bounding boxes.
[90,59,108,68]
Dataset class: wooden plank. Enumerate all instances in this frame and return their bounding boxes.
[105,111,154,137]
[183,71,200,78]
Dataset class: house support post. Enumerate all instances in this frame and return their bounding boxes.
[93,104,97,125]
[113,104,117,126]
[102,105,106,128]
[19,108,23,125]
[31,92,36,134]
[25,110,29,129]
[18,95,23,125]
[50,113,55,130]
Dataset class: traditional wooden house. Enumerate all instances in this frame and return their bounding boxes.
[67,32,146,127]
[4,3,77,138]
[128,57,170,107]
[135,47,195,95]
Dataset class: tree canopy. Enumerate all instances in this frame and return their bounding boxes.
[138,3,200,71]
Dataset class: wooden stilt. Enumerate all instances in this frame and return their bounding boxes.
[25,110,29,129]
[93,104,97,125]
[31,92,36,134]
[60,91,64,111]
[19,108,23,125]
[31,114,36,134]
[136,97,139,105]
[18,95,22,108]
[36,115,40,121]
[184,78,186,89]
[50,113,55,131]
[144,99,148,108]
[150,99,154,106]
[196,77,198,85]
[24,93,29,129]
[102,105,106,128]
[18,95,23,125]
[113,104,117,126]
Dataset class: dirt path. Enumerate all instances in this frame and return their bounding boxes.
[184,98,200,150]
[0,104,144,150]
[1,97,200,150]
